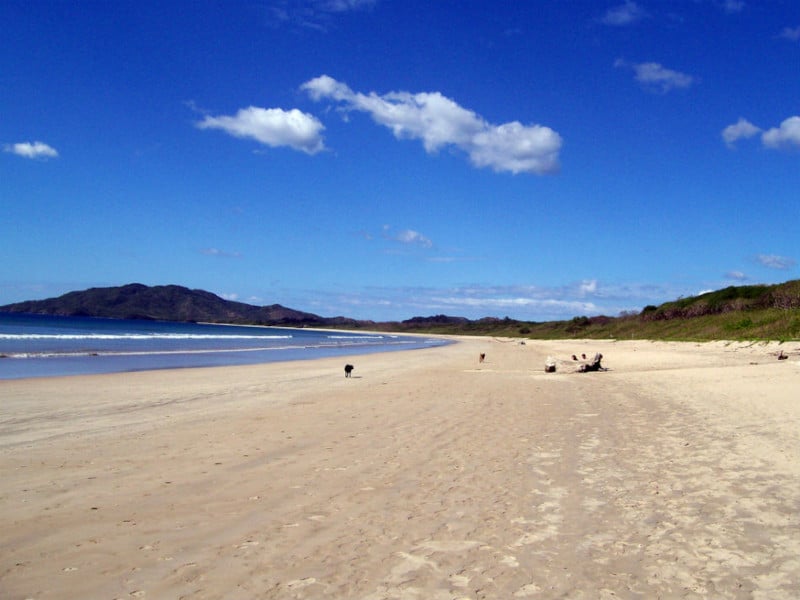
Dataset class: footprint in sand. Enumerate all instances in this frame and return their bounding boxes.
[449,573,470,587]
[514,583,542,597]
[286,577,317,589]
[415,540,482,553]
[387,552,438,584]
[501,554,519,567]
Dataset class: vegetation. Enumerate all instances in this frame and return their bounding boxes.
[2,280,799,342]
[359,280,800,341]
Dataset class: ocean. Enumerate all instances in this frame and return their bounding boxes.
[0,313,448,380]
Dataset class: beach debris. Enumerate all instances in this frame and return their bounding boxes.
[778,350,788,360]
[479,353,486,363]
[579,353,605,372]
[344,364,354,377]
[544,356,557,373]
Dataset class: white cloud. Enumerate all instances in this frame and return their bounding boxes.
[322,0,375,12]
[3,141,59,159]
[779,25,800,41]
[722,118,762,147]
[579,279,598,295]
[615,60,694,93]
[431,295,598,314]
[395,229,433,248]
[381,225,433,248]
[196,106,325,154]
[426,281,608,317]
[301,75,562,175]
[761,116,800,149]
[725,270,747,281]
[276,279,703,321]
[720,0,745,14]
[601,1,646,26]
[201,247,242,258]
[756,254,796,270]
[268,0,375,30]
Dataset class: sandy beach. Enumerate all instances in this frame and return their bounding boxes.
[1,337,799,599]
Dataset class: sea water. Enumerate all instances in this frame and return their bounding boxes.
[0,313,448,380]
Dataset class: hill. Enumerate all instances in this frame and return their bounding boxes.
[0,283,356,327]
[2,280,799,340]
[365,281,800,341]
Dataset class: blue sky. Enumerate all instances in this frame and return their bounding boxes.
[2,0,798,321]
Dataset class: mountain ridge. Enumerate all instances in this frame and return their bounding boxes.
[0,283,353,327]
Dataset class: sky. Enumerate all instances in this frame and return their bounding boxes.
[1,0,798,322]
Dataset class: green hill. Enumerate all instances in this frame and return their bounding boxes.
[368,280,800,341]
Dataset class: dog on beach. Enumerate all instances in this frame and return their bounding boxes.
[344,364,354,377]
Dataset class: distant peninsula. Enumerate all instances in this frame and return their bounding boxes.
[0,284,361,328]
[2,281,799,341]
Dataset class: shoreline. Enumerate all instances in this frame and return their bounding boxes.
[1,337,798,598]
[0,322,452,381]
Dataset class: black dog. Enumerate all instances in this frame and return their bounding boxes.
[344,364,354,377]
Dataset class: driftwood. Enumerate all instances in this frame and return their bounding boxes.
[545,352,607,374]
[579,353,604,372]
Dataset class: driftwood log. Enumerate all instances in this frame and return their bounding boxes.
[579,353,604,372]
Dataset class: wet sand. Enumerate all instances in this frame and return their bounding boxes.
[1,337,799,599]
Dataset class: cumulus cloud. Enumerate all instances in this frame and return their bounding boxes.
[723,116,800,150]
[430,281,605,317]
[721,118,762,147]
[395,229,433,248]
[761,116,800,149]
[301,75,562,175]
[601,1,646,26]
[756,254,796,270]
[779,25,800,41]
[3,141,59,159]
[290,279,699,321]
[615,60,694,93]
[196,106,325,154]
[431,295,598,315]
[579,279,598,295]
[382,225,433,248]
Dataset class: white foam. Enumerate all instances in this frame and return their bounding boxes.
[0,333,292,341]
